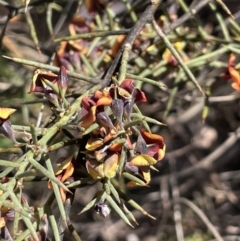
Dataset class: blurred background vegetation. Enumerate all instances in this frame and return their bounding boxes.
[1,0,240,240]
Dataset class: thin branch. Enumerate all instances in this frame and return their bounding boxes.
[101,0,162,87]
[152,19,204,96]
[54,29,130,42]
[179,198,224,241]
[2,55,98,84]
[163,0,213,36]
[169,158,184,241]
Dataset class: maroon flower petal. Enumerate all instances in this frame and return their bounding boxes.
[133,88,147,103]
[29,70,58,93]
[119,79,135,94]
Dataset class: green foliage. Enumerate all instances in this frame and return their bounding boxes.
[0,0,239,240]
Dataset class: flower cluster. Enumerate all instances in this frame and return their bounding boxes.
[77,79,166,186]
[54,5,106,73]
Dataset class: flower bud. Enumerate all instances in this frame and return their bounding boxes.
[95,200,111,218]
[111,99,124,125]
[58,66,69,98]
[96,112,116,131]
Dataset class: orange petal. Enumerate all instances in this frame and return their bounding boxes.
[96,96,112,106]
[103,130,117,143]
[232,82,240,92]
[81,106,97,128]
[112,35,126,57]
[86,138,104,151]
[228,53,240,86]
[48,175,61,189]
[126,136,134,150]
[141,129,164,146]
[69,23,77,36]
[229,66,240,85]
[229,53,236,66]
[156,144,166,161]
[55,156,73,175]
[48,180,53,189]
[59,187,66,203]
[61,162,74,183]
[0,217,6,228]
[108,142,123,152]
[0,108,16,119]
[57,41,68,57]
[129,154,157,166]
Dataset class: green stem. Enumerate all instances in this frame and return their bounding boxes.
[2,56,98,84]
[54,30,129,42]
[118,44,131,83]
[152,19,204,97]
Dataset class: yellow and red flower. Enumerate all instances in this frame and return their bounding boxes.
[76,79,165,187]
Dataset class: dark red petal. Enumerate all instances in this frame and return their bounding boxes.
[120,79,134,93]
[133,88,147,103]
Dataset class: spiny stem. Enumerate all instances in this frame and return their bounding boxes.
[2,55,99,84]
[54,29,129,42]
[152,20,204,96]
